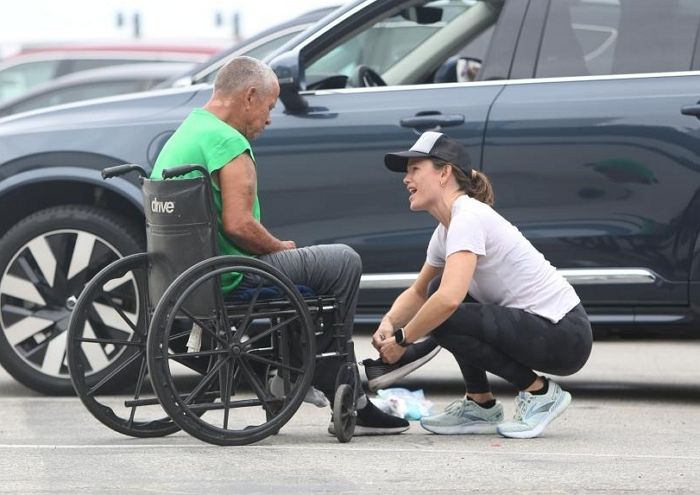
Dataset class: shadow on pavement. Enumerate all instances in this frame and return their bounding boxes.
[398,377,700,403]
[3,373,698,404]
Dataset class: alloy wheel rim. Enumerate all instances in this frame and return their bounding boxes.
[0,229,138,379]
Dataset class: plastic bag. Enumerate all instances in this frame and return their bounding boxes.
[371,388,433,420]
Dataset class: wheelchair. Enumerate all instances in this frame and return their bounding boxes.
[66,163,361,445]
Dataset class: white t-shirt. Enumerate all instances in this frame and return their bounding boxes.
[426,195,580,323]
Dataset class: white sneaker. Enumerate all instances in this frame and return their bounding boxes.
[420,398,503,434]
[497,380,571,439]
[268,372,329,408]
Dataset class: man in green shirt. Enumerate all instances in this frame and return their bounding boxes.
[151,56,408,436]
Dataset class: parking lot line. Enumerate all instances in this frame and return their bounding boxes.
[0,443,698,462]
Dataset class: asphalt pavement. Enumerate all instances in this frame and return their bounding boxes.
[1,337,699,494]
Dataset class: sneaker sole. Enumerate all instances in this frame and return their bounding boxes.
[368,345,441,392]
[497,391,572,439]
[328,424,410,436]
[420,421,500,435]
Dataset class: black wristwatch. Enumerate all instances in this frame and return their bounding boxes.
[394,327,410,347]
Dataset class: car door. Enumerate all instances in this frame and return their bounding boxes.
[482,0,700,324]
[255,0,527,313]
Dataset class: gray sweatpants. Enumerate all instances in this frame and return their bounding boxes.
[247,244,362,396]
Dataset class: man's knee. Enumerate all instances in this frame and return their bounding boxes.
[322,244,362,275]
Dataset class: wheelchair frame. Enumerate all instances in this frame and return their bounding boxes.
[66,163,360,445]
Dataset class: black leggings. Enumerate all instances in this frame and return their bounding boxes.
[423,277,593,393]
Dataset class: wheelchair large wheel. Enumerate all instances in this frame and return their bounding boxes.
[67,253,178,438]
[147,256,316,446]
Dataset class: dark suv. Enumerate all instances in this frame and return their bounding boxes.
[1,0,700,394]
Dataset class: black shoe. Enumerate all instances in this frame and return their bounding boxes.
[328,399,409,436]
[363,339,441,392]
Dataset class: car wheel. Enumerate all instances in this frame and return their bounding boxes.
[0,205,144,395]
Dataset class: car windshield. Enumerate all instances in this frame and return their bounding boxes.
[196,30,303,85]
[306,0,483,81]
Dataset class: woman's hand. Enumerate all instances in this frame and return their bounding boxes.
[378,337,407,364]
[372,319,394,351]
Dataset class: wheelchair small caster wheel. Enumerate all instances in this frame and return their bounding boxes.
[333,383,356,443]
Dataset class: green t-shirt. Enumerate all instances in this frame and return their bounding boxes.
[150,108,260,292]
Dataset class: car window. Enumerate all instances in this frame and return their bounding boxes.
[307,22,441,78]
[199,30,302,84]
[305,0,503,87]
[536,0,700,78]
[243,31,302,64]
[7,80,145,114]
[0,60,60,102]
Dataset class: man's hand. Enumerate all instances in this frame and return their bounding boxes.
[280,240,296,250]
[378,337,406,364]
[372,319,394,351]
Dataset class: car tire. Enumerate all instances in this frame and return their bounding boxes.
[0,205,144,395]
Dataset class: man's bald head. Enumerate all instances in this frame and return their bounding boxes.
[213,56,278,97]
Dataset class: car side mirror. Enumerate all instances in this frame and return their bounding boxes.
[270,50,308,114]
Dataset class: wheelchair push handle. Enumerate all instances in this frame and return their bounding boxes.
[102,164,148,180]
[162,164,209,180]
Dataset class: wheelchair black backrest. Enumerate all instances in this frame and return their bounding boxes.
[141,175,220,317]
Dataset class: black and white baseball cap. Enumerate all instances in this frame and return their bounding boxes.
[384,131,472,175]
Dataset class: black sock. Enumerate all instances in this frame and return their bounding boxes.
[467,396,496,409]
[530,377,549,395]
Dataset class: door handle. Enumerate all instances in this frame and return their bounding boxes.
[681,104,700,116]
[400,113,465,130]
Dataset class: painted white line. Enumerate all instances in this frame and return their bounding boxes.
[0,444,698,461]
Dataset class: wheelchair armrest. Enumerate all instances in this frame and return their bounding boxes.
[102,164,148,180]
[162,165,209,180]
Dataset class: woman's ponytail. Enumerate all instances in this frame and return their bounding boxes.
[432,159,495,205]
[467,169,494,206]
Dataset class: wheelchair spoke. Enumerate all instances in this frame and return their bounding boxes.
[168,328,194,341]
[238,356,275,416]
[222,360,235,430]
[244,352,303,375]
[245,314,299,347]
[97,291,143,337]
[127,352,150,428]
[232,360,242,388]
[236,281,263,338]
[180,355,229,407]
[86,291,146,337]
[87,349,143,396]
[179,308,228,348]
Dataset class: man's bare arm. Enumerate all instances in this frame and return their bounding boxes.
[217,152,295,254]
